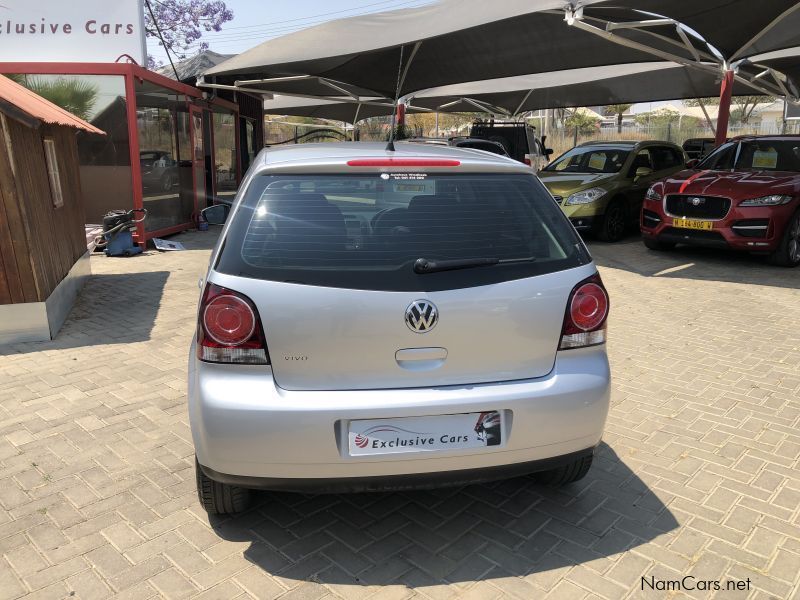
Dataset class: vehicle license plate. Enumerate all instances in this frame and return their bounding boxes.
[348,411,503,456]
[673,218,713,231]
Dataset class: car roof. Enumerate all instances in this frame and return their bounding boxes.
[451,137,503,145]
[257,141,525,172]
[576,140,680,149]
[728,134,800,141]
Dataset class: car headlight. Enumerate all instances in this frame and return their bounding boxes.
[645,186,662,202]
[565,187,606,205]
[739,195,793,207]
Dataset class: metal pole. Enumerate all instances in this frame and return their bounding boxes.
[716,69,735,146]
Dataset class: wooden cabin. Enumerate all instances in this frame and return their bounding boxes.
[0,74,103,344]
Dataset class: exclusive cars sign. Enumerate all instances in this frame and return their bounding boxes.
[0,0,146,64]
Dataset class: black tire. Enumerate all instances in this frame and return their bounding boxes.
[597,199,627,242]
[196,458,251,515]
[534,453,593,486]
[643,237,676,252]
[768,209,800,267]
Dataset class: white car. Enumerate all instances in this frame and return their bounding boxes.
[189,142,611,514]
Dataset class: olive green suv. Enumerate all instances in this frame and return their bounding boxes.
[539,141,686,242]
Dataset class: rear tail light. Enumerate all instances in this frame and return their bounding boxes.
[559,274,609,350]
[197,283,270,364]
[523,156,532,166]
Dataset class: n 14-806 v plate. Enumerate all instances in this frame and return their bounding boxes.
[673,217,713,231]
[348,411,503,456]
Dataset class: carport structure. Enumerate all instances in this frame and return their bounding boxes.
[409,62,765,118]
[202,0,800,144]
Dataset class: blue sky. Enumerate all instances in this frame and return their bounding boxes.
[147,0,435,65]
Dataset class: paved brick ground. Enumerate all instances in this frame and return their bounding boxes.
[1,230,799,600]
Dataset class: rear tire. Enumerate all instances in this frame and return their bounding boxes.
[643,237,676,252]
[196,457,251,515]
[534,453,593,486]
[768,209,800,267]
[597,200,627,242]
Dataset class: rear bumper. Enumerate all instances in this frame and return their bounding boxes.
[188,345,610,483]
[199,447,596,492]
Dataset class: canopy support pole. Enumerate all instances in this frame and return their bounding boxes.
[352,104,362,140]
[716,69,735,146]
[512,89,535,116]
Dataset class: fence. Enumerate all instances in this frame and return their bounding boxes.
[264,121,351,145]
[544,121,800,157]
[264,119,427,145]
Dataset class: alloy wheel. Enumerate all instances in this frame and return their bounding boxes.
[789,213,800,264]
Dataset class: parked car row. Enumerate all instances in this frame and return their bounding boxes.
[536,135,800,267]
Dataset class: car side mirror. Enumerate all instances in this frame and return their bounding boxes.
[544,148,554,157]
[634,166,653,181]
[201,203,230,225]
[685,158,699,169]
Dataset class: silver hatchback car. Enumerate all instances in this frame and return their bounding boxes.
[189,142,611,514]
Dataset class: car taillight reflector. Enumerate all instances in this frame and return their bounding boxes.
[559,274,609,350]
[198,283,269,364]
[570,283,607,331]
[523,157,532,166]
[346,159,461,167]
[204,295,255,346]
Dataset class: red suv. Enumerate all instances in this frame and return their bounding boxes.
[641,136,800,266]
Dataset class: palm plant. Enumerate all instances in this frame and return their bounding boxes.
[22,77,99,121]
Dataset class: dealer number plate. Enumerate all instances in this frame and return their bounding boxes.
[673,218,713,231]
[348,411,503,456]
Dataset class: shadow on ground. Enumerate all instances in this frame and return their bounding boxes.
[208,444,677,591]
[0,271,170,356]
[586,233,799,289]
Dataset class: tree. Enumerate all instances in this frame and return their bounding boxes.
[405,111,482,137]
[564,109,600,134]
[144,0,234,69]
[605,104,632,133]
[634,107,681,128]
[15,76,98,121]
[684,95,774,126]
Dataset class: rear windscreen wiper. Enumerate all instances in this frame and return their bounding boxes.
[413,256,535,274]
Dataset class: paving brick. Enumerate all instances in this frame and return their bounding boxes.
[2,232,800,600]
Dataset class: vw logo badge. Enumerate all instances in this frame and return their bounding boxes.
[690,197,705,206]
[405,300,438,333]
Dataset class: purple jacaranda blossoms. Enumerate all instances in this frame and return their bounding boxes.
[144,0,233,68]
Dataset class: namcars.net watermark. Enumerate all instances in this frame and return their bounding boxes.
[642,576,751,593]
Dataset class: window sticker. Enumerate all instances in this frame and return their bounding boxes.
[588,153,607,171]
[752,149,778,169]
[383,173,428,180]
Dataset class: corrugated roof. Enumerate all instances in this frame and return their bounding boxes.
[0,75,104,135]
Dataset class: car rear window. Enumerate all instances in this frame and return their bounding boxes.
[215,173,588,292]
